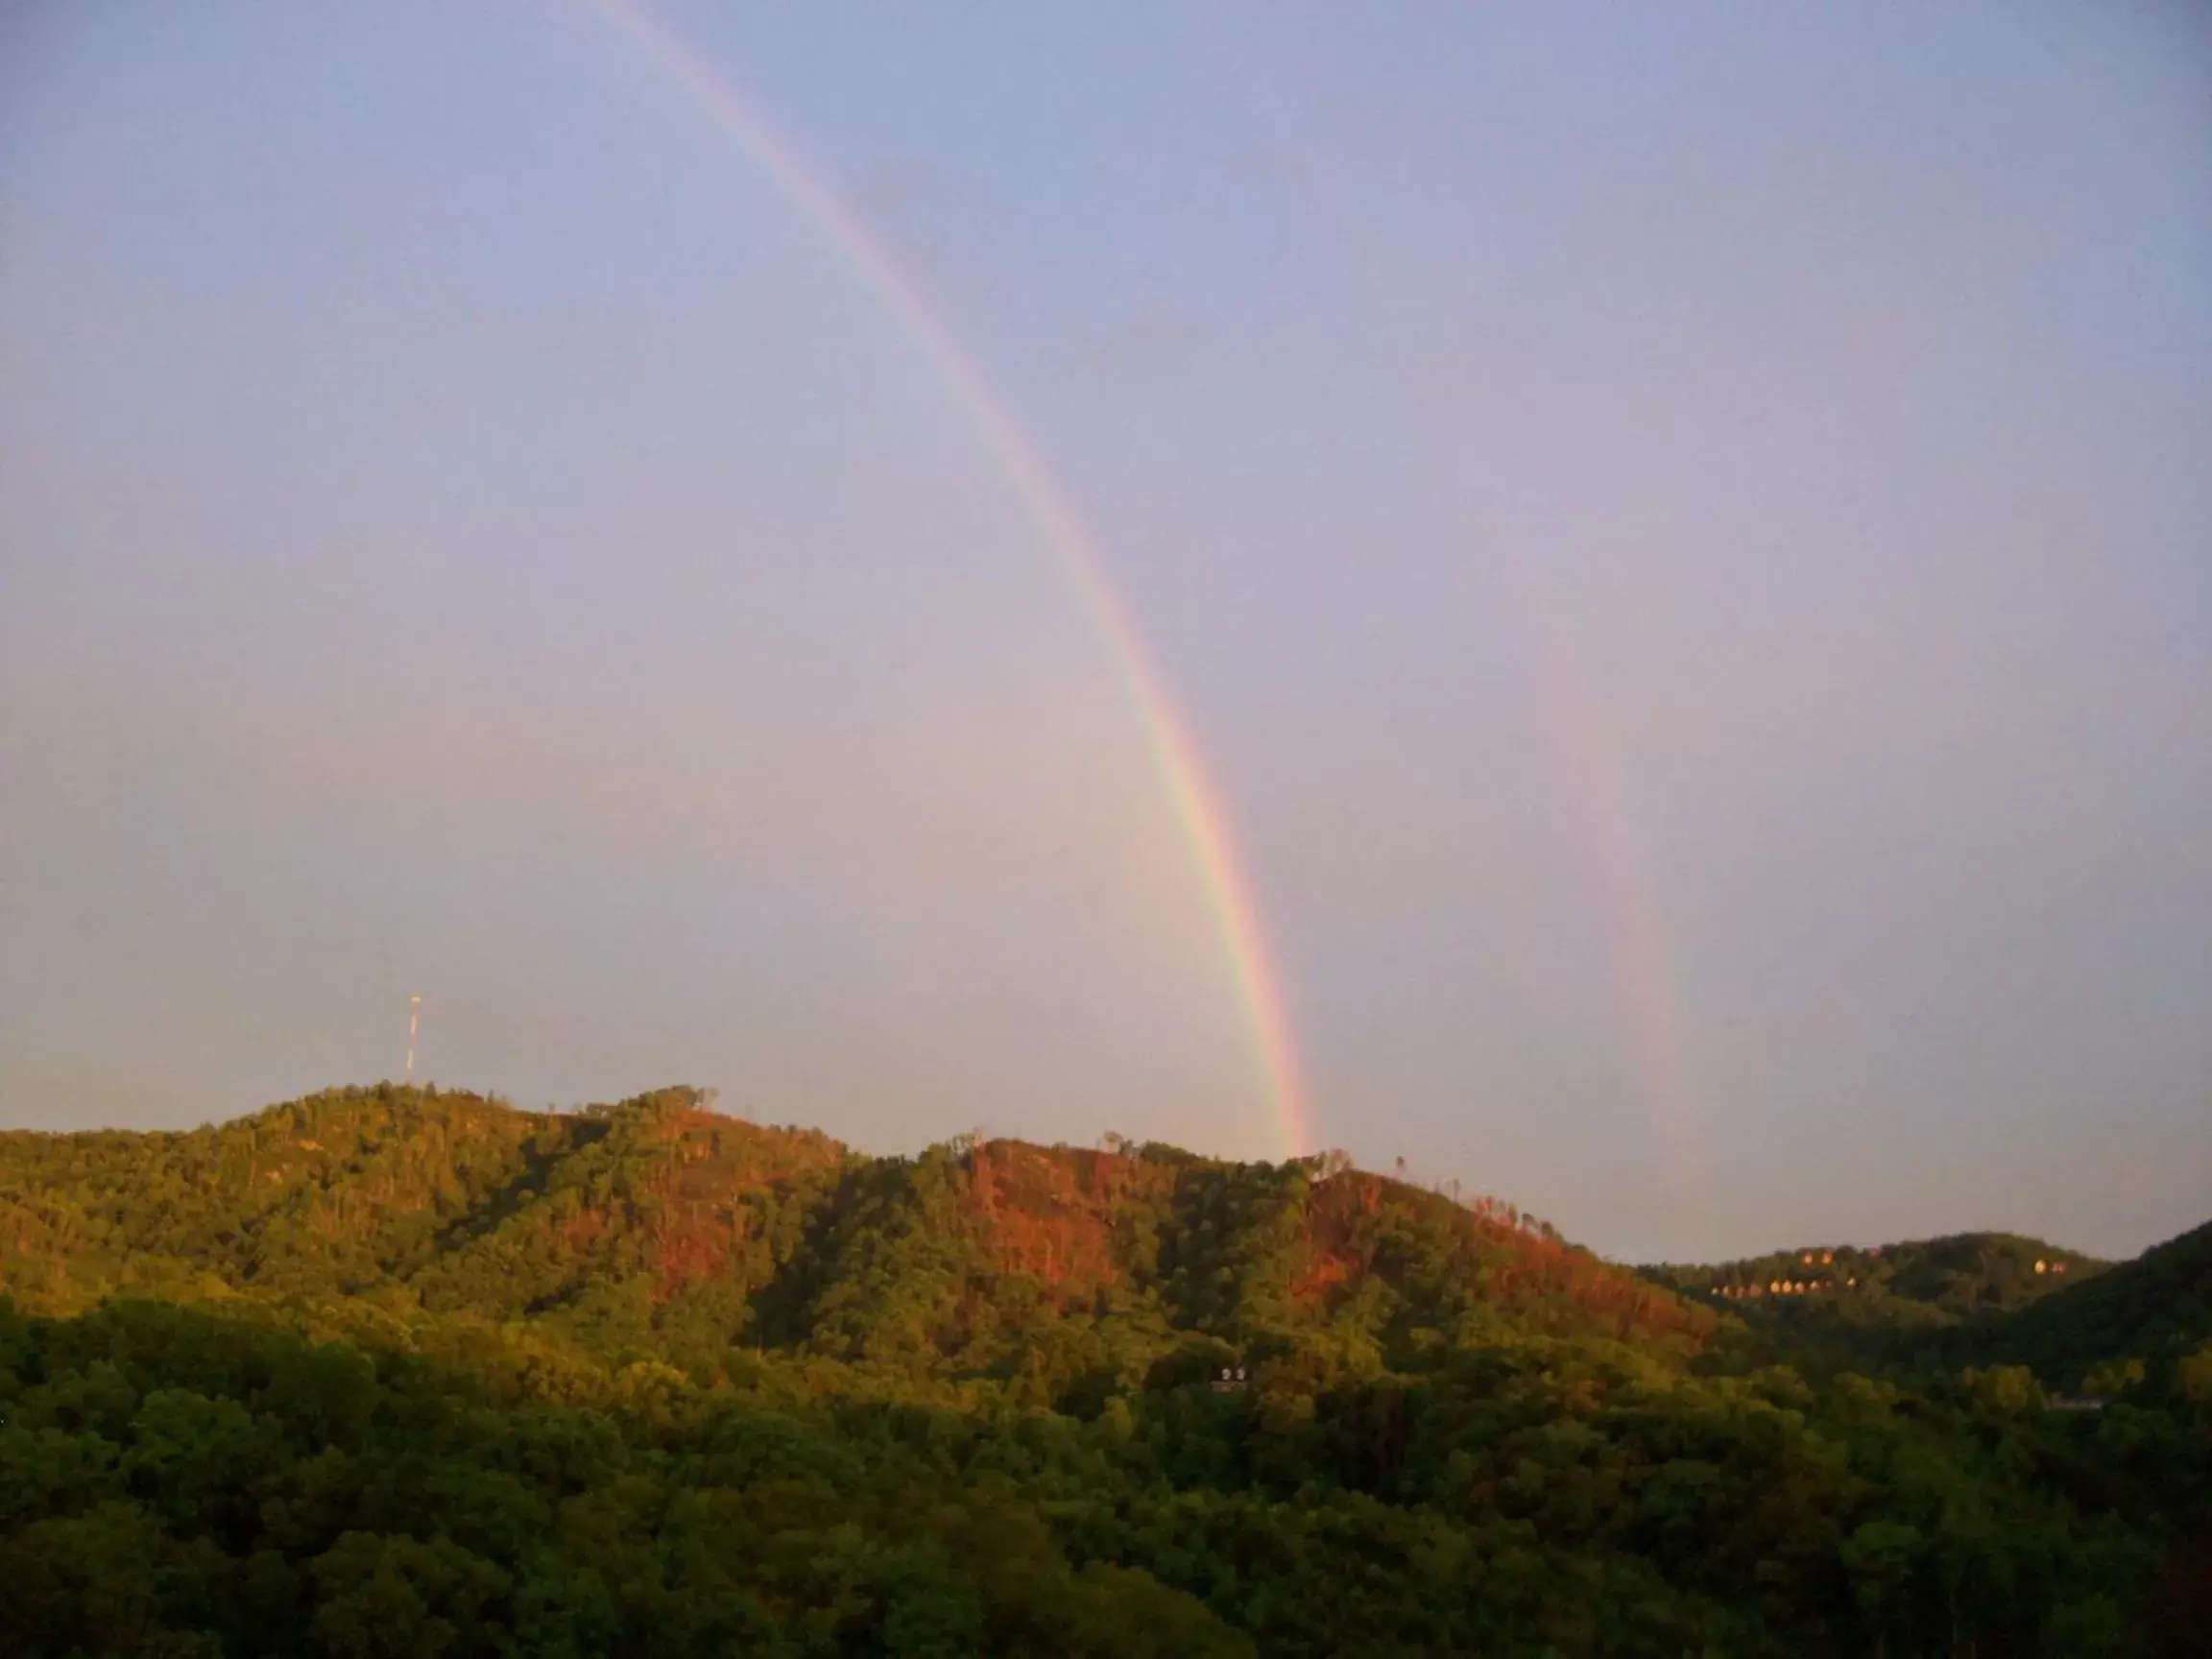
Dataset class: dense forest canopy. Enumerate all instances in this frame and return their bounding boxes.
[3,1084,2207,1655]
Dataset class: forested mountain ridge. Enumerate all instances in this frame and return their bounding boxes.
[3,1085,2208,1655]
[0,1083,1709,1384]
[1643,1223,2212,1405]
[1647,1231,2103,1317]
[1977,1218,2212,1391]
[1640,1232,2107,1374]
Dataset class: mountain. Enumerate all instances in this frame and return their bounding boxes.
[1641,1232,2106,1369]
[2,1084,2206,1657]
[0,1083,1710,1388]
[1977,1217,2212,1390]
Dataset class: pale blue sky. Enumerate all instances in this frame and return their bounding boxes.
[4,1,2206,1261]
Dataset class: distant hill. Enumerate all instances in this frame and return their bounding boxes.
[0,1082,1711,1386]
[1643,1224,2212,1398]
[1975,1217,2212,1389]
[1645,1231,2103,1337]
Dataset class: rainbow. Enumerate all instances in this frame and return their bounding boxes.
[585,0,1313,1158]
[1514,582,1710,1252]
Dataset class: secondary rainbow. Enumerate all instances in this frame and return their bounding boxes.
[1513,581,1710,1252]
[586,0,1313,1158]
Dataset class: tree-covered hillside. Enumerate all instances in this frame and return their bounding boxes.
[1648,1232,2102,1320]
[2,1085,2207,1656]
[1975,1219,2212,1394]
[1641,1233,2106,1372]
[0,1084,1709,1385]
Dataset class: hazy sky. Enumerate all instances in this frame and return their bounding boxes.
[4,2,2207,1262]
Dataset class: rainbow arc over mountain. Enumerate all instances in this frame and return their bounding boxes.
[589,0,1314,1158]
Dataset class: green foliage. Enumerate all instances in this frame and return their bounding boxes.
[1,1086,2206,1654]
[1646,1232,2104,1345]
[0,1085,1710,1383]
[1978,1219,2212,1390]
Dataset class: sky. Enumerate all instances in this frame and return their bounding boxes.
[3,1,2207,1262]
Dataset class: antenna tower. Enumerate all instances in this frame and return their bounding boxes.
[405,994,421,1085]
